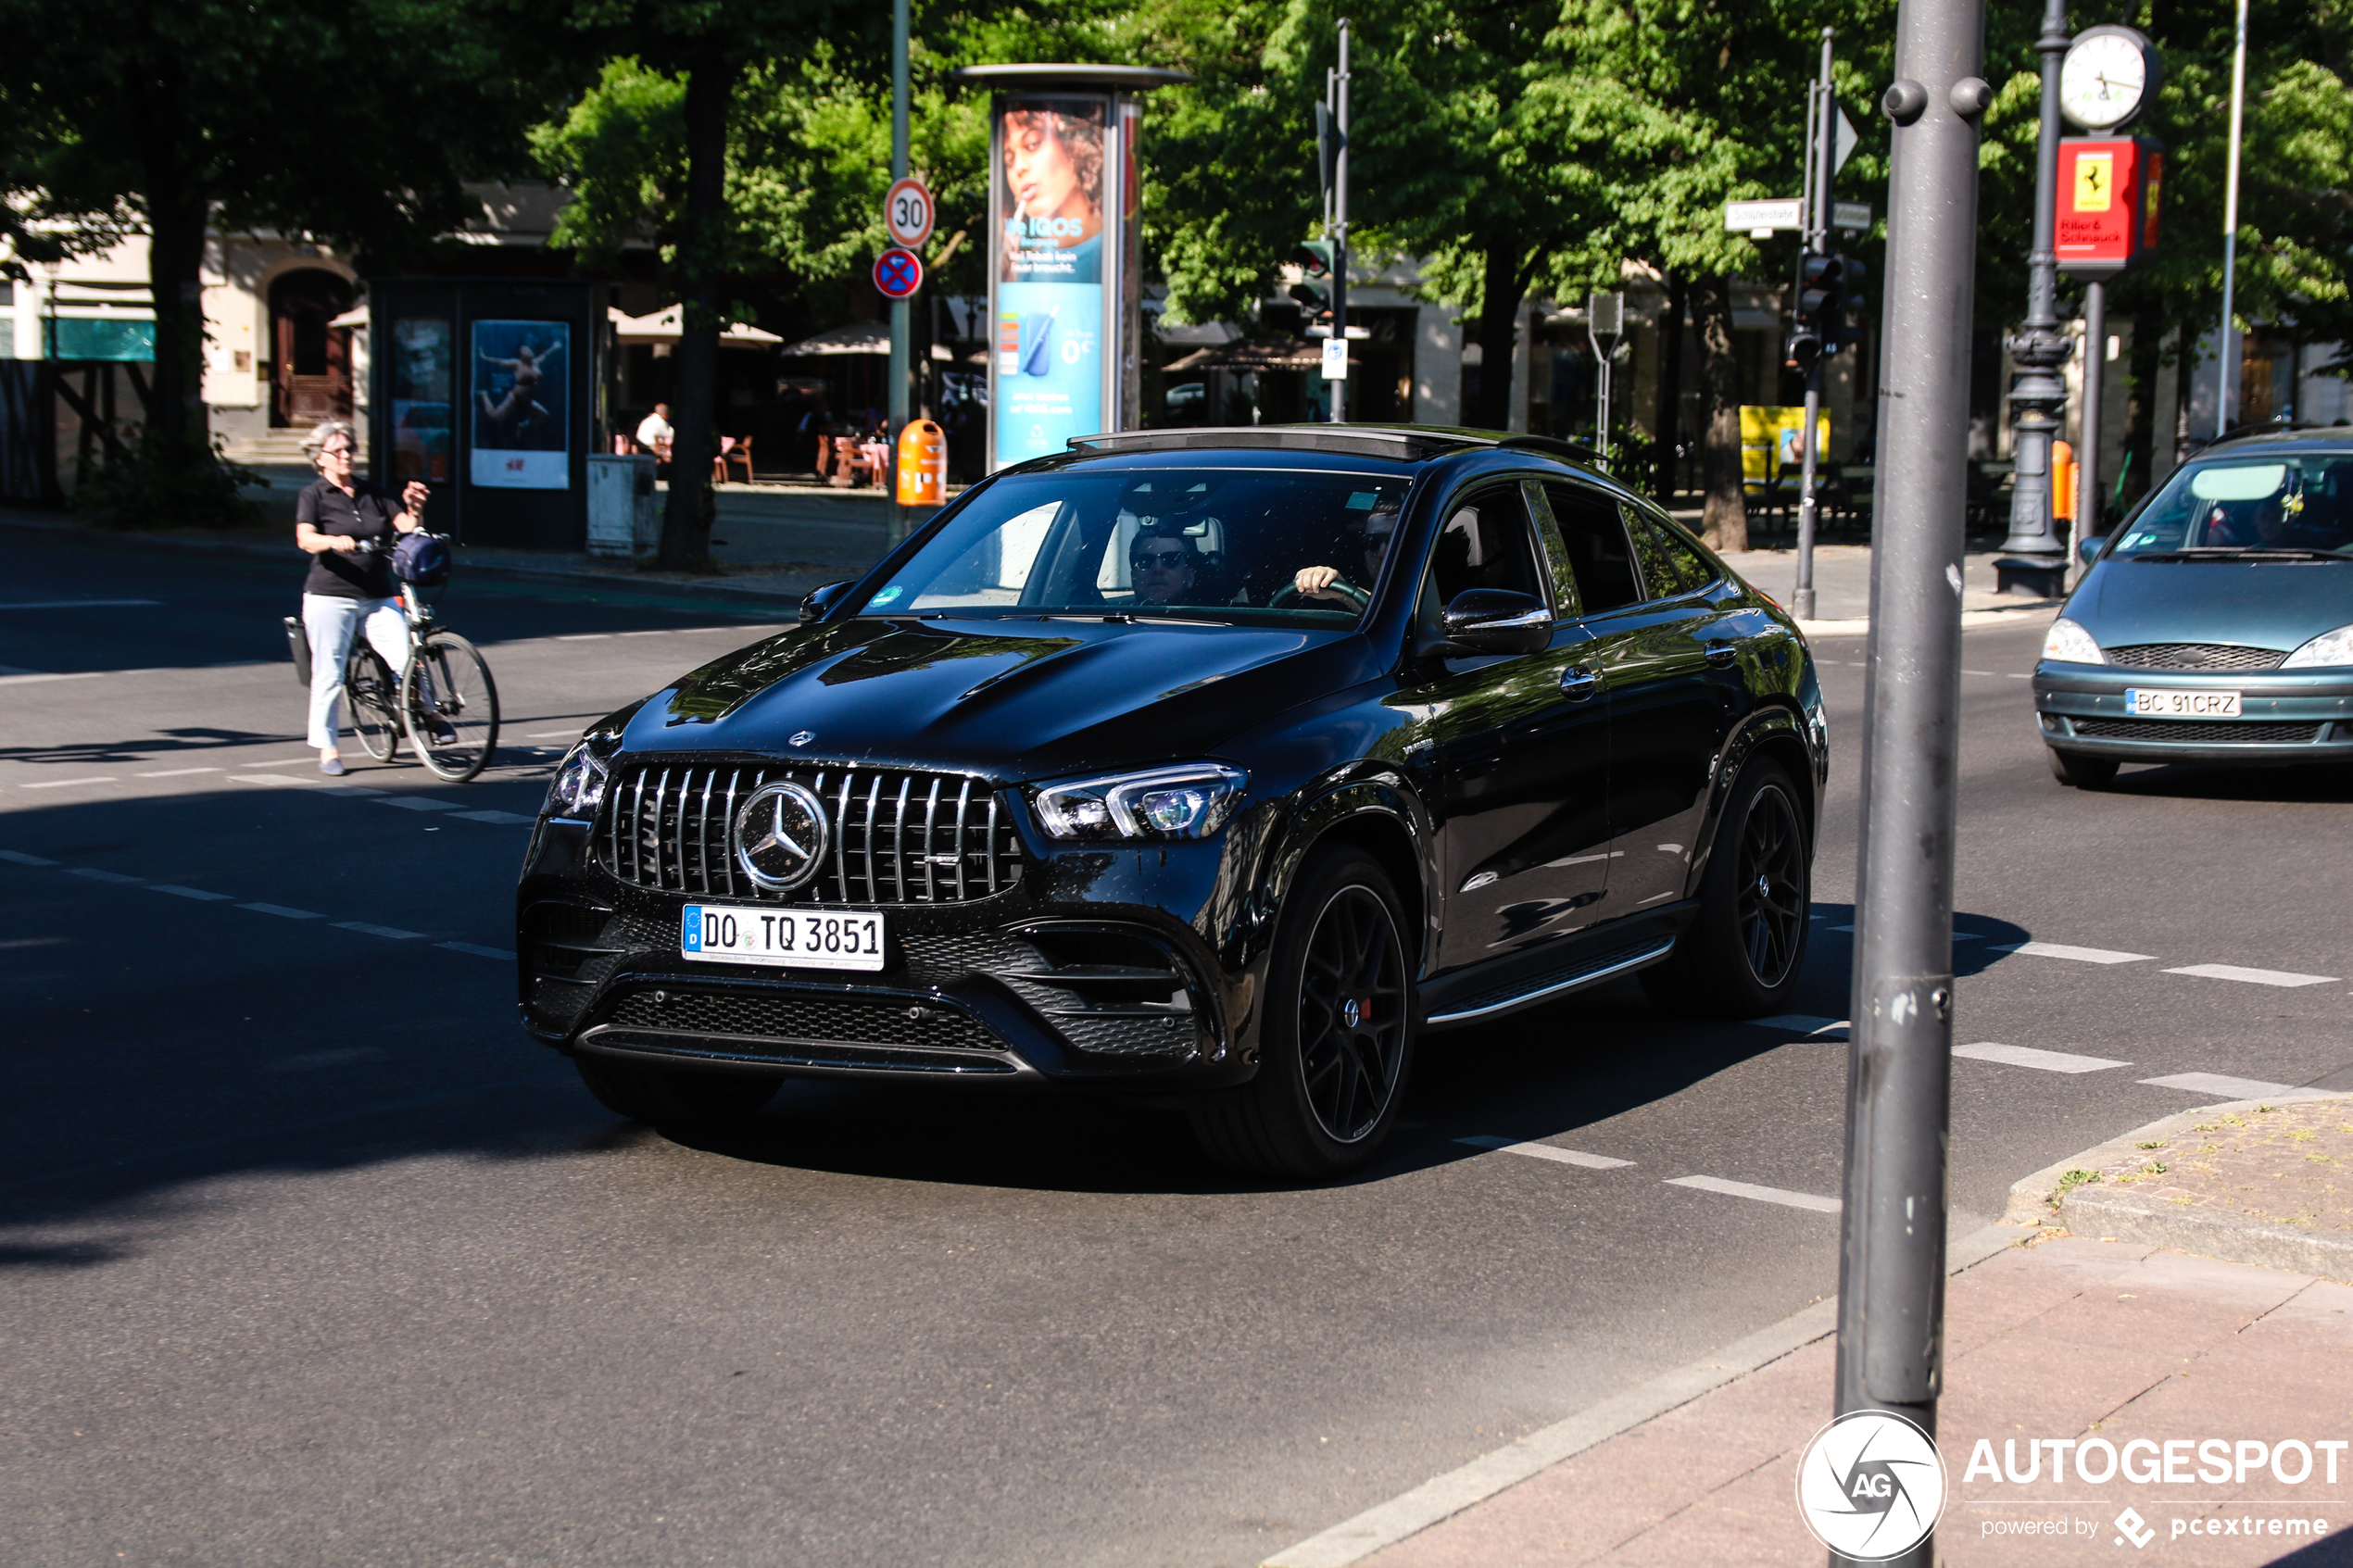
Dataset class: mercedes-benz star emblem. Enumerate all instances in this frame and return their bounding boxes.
[732,781,830,891]
[788,730,815,746]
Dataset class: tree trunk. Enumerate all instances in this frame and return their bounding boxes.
[1652,273,1686,502]
[133,68,208,463]
[660,54,739,572]
[1691,275,1746,552]
[1470,239,1525,432]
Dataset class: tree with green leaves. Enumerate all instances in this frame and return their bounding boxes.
[0,0,562,510]
[541,0,883,570]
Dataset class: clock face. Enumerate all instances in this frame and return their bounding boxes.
[2061,32,2149,129]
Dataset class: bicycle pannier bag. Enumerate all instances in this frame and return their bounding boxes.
[283,614,312,686]
[393,533,452,587]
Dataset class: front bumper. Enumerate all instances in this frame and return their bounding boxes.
[2033,661,2353,764]
[515,818,1261,1091]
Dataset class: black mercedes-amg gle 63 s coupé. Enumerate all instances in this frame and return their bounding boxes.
[518,426,1828,1177]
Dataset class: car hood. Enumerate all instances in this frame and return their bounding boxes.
[2070,557,2353,653]
[623,615,1375,776]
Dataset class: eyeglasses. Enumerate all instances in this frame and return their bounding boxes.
[321,445,353,458]
[1131,549,1190,569]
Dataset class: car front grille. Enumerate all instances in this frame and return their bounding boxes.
[608,989,1002,1052]
[2070,718,2322,743]
[2103,643,2287,671]
[595,760,1021,904]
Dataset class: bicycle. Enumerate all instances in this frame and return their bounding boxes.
[340,533,500,783]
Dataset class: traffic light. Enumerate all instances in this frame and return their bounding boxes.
[1290,240,1336,326]
[1795,252,1868,357]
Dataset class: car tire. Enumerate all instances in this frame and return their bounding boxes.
[2046,748,2119,788]
[1640,757,1812,1019]
[573,1054,780,1130]
[1189,846,1415,1181]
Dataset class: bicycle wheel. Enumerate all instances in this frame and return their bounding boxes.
[403,630,499,783]
[346,646,401,763]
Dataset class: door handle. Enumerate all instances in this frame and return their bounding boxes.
[1559,664,1600,700]
[1704,640,1739,668]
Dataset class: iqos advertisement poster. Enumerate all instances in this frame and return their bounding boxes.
[992,97,1108,467]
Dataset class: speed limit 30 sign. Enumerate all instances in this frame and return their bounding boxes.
[885,177,935,249]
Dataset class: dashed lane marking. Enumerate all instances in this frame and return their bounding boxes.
[553,633,611,641]
[66,868,141,884]
[150,884,232,901]
[0,849,57,865]
[2139,1072,2303,1100]
[228,773,308,787]
[1952,1041,2130,1073]
[6,854,503,955]
[449,809,535,825]
[242,757,324,769]
[528,729,585,739]
[0,671,107,686]
[1455,1135,1633,1170]
[136,767,221,778]
[238,903,323,920]
[435,941,514,960]
[1752,1014,1849,1038]
[17,776,119,789]
[334,922,425,939]
[2160,962,2339,988]
[379,797,461,813]
[1991,940,2154,965]
[1665,1175,1842,1213]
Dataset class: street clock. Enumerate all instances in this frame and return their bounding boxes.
[2060,26,2160,131]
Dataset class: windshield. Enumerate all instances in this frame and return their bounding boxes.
[2108,455,2353,558]
[856,466,1414,624]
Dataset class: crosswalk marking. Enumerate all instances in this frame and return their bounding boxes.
[2138,1072,2301,1099]
[1992,941,2154,965]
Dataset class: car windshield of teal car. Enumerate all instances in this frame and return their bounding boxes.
[855,467,1413,625]
[2108,456,2353,558]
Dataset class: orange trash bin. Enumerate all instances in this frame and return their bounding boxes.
[2052,440,2076,524]
[896,420,947,506]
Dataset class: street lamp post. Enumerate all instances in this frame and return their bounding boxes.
[1995,0,2075,599]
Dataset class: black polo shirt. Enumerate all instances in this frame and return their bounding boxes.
[296,479,401,599]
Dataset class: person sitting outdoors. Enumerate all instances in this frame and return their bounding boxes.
[635,403,673,468]
[1290,496,1402,608]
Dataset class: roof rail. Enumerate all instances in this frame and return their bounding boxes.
[1063,424,1604,467]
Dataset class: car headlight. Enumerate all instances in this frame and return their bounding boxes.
[2041,617,2105,665]
[543,741,612,821]
[1032,763,1248,841]
[2282,623,2353,669]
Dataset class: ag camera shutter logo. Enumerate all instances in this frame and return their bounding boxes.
[1794,1410,1947,1561]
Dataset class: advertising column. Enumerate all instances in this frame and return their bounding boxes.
[990,95,1114,468]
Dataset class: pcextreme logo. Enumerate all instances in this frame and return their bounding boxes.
[1795,1410,1948,1561]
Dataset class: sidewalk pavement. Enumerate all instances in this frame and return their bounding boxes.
[1717,543,2067,639]
[1270,1098,2353,1568]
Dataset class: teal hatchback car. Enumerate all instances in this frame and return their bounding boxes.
[2035,429,2353,787]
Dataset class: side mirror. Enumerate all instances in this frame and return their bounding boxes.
[1439,588,1554,656]
[799,579,856,623]
[2078,534,2106,567]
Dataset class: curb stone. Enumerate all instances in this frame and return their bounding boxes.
[1256,1222,2024,1568]
[2002,1091,2353,1282]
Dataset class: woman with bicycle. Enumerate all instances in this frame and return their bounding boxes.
[295,420,435,775]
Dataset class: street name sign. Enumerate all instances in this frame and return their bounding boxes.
[1725,198,1804,235]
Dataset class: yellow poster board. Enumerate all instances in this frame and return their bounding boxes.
[1740,407,1831,483]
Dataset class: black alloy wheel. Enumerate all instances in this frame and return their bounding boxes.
[1642,757,1813,1018]
[1190,846,1414,1179]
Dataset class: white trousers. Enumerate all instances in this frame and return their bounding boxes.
[303,593,409,750]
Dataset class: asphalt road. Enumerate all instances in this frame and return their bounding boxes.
[3,528,2348,1567]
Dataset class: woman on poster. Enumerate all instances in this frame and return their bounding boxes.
[1000,103,1104,284]
[476,337,562,438]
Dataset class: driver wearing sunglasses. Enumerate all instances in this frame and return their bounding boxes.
[1128,526,1202,606]
[1290,502,1399,609]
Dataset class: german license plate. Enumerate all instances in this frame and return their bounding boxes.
[680,904,887,971]
[2122,687,2242,719]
